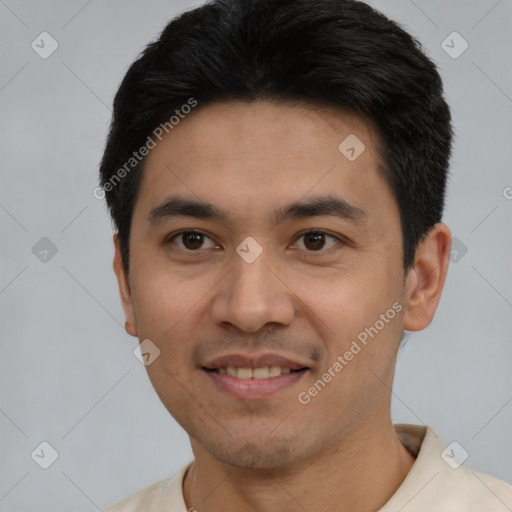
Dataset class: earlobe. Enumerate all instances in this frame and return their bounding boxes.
[113,234,138,337]
[402,223,451,332]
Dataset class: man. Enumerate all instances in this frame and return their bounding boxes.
[100,0,512,510]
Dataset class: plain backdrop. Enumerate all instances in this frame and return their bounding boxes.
[1,0,511,510]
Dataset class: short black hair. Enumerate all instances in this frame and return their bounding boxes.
[99,0,453,273]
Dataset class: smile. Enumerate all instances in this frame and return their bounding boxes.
[205,366,303,379]
[202,366,309,399]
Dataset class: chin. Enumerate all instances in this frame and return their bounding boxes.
[203,436,301,469]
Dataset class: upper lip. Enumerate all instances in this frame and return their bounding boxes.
[202,353,310,371]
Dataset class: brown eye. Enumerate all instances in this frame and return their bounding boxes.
[182,232,204,250]
[295,231,340,251]
[169,231,217,251]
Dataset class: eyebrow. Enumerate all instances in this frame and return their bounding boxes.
[148,194,367,226]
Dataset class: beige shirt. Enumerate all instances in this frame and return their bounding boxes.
[103,424,512,511]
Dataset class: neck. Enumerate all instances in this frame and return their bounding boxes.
[183,419,416,512]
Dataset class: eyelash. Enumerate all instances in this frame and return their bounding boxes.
[165,230,344,253]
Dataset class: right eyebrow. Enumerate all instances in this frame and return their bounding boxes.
[148,196,228,225]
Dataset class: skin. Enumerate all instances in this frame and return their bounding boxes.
[113,100,451,511]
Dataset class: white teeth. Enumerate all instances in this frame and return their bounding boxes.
[252,367,270,379]
[237,367,252,379]
[217,366,297,379]
[269,366,282,377]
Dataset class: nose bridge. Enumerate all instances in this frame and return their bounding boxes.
[210,242,295,332]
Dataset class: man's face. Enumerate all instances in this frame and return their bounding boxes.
[117,100,414,468]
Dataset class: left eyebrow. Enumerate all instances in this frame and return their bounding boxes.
[270,194,367,226]
[147,194,367,227]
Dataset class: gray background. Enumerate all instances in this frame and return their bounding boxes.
[1,0,511,510]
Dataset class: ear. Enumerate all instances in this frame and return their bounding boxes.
[403,223,451,331]
[113,233,138,337]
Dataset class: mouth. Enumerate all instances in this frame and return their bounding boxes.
[201,354,310,399]
[203,366,307,379]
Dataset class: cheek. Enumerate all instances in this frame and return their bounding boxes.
[289,259,404,378]
[293,264,398,331]
[130,270,208,399]
[132,256,212,319]
[129,264,215,365]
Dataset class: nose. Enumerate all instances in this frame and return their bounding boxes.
[209,247,296,333]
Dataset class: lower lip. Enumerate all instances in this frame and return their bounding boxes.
[203,369,308,399]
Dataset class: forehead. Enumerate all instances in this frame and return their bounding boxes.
[134,100,397,228]
[146,100,381,168]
